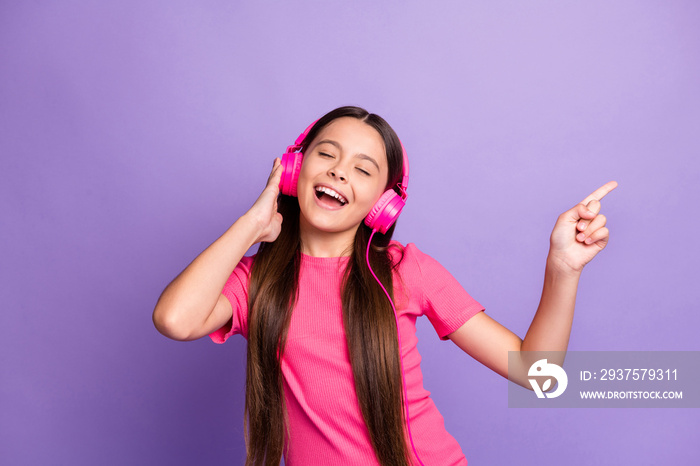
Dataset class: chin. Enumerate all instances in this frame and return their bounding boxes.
[299,210,360,235]
[306,218,359,235]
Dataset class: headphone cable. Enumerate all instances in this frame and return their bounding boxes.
[366,229,426,466]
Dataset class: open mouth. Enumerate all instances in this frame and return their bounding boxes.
[315,186,348,207]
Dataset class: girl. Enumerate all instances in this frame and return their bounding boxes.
[152,106,616,466]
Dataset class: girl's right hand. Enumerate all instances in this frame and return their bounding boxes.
[244,157,284,244]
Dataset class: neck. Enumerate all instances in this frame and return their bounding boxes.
[299,219,359,258]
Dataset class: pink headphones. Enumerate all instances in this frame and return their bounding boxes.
[278,120,409,234]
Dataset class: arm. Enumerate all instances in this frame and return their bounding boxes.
[448,181,618,389]
[152,158,284,341]
[447,269,578,390]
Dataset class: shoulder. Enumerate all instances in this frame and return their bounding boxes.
[387,240,448,283]
[239,254,256,271]
[387,240,419,259]
[224,254,256,288]
[388,240,439,270]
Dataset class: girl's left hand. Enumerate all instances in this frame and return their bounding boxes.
[548,181,618,274]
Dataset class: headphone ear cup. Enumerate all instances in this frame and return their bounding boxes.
[364,190,406,234]
[279,151,304,197]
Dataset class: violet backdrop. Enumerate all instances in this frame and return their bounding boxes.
[1,1,699,465]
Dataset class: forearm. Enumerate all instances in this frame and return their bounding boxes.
[520,254,582,363]
[153,214,261,339]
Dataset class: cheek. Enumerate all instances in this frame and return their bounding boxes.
[358,182,386,209]
[296,164,313,194]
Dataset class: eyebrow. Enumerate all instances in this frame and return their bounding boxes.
[316,139,380,171]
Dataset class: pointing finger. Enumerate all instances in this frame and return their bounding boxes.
[581,181,618,205]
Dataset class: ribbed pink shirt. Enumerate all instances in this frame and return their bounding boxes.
[210,241,484,465]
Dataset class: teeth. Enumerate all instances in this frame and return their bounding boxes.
[315,186,348,205]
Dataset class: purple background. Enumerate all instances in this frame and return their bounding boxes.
[2,1,699,465]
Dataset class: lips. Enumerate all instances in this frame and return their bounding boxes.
[315,184,348,205]
[313,184,349,210]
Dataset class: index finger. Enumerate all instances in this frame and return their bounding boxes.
[581,181,618,204]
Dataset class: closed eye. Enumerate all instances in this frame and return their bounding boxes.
[319,152,333,158]
[356,168,370,175]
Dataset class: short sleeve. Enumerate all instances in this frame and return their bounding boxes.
[208,255,254,344]
[405,243,485,340]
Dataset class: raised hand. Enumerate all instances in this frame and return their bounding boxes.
[244,158,285,244]
[548,181,618,273]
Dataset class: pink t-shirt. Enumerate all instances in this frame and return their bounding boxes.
[210,241,484,465]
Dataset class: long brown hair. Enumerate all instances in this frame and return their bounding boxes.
[244,106,411,465]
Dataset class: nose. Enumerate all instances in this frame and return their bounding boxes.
[328,164,347,182]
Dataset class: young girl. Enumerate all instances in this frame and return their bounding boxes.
[152,106,616,466]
